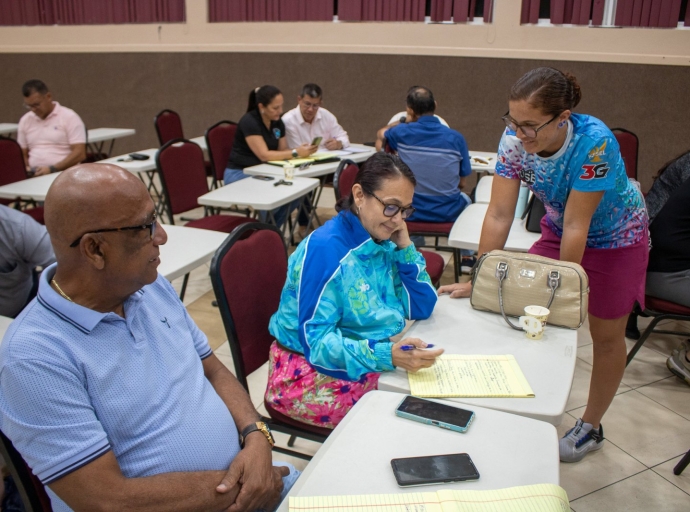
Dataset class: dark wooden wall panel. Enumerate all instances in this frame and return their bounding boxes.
[0,52,687,191]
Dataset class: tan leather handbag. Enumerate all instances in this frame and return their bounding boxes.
[470,250,589,330]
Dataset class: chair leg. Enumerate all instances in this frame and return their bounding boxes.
[673,448,690,475]
[453,249,460,283]
[287,435,297,447]
[626,315,665,366]
[179,273,189,302]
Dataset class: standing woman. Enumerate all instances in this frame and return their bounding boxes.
[224,85,316,226]
[439,68,648,462]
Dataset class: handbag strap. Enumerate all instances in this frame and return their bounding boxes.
[495,262,561,330]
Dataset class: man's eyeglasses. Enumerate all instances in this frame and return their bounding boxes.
[70,216,158,248]
[23,101,43,110]
[502,112,560,139]
[301,100,321,111]
[367,191,415,219]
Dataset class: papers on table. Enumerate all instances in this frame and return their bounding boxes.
[289,483,569,512]
[267,153,341,167]
[470,155,495,166]
[408,355,535,398]
[341,146,372,154]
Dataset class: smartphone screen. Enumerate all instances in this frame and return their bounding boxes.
[391,453,479,487]
[311,136,323,146]
[396,396,474,430]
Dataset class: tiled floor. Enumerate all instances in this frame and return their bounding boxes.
[179,189,690,511]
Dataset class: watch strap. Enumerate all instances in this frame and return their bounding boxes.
[240,421,274,447]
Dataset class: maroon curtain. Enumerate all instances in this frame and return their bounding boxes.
[430,0,493,23]
[616,0,682,27]
[0,0,184,25]
[548,0,593,25]
[338,0,425,21]
[520,0,541,23]
[209,0,332,22]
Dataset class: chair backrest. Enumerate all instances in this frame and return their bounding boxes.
[0,136,28,188]
[205,120,238,183]
[155,139,209,223]
[210,223,287,390]
[0,431,53,512]
[154,109,184,146]
[333,159,359,201]
[612,128,639,180]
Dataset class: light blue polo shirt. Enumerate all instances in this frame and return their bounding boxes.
[0,265,240,511]
[386,116,472,223]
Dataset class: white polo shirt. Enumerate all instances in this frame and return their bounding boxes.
[282,106,350,150]
[17,102,86,168]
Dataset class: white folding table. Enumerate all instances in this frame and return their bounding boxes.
[87,128,136,157]
[158,224,228,282]
[99,149,165,215]
[277,390,559,510]
[377,296,577,425]
[0,316,13,340]
[449,203,540,252]
[0,123,19,136]
[469,151,497,174]
[0,173,60,202]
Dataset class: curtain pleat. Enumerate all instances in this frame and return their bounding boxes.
[616,0,682,26]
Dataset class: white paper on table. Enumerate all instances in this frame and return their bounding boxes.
[341,146,373,154]
[315,150,352,157]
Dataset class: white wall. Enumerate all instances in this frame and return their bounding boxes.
[0,2,688,66]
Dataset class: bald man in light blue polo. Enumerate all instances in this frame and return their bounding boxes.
[0,164,297,512]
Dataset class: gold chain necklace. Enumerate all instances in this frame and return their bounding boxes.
[51,279,73,302]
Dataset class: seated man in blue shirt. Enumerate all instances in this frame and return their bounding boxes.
[376,86,472,224]
[0,164,297,512]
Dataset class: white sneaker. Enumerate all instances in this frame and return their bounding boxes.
[667,340,690,386]
[559,418,604,462]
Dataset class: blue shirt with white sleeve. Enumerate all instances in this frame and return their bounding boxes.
[0,266,241,512]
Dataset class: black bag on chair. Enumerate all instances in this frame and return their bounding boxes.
[525,195,546,233]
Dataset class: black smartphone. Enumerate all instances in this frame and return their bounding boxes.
[391,453,480,487]
[129,153,150,161]
[395,395,474,433]
[251,175,275,181]
[311,136,323,146]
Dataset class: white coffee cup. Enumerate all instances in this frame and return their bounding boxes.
[519,315,544,340]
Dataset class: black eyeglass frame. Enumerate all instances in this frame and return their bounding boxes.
[366,190,416,220]
[502,111,560,139]
[69,216,158,248]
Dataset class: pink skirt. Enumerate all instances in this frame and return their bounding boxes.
[264,341,380,429]
[529,218,648,319]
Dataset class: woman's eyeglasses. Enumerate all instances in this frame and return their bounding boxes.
[502,112,559,139]
[367,191,415,219]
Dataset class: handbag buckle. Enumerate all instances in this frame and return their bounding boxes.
[548,270,561,290]
[496,262,508,279]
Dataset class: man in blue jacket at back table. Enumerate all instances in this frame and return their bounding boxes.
[376,86,473,226]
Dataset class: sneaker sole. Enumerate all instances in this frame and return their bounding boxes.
[667,358,690,386]
[560,439,604,463]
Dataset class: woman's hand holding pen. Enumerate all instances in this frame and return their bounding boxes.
[392,338,444,372]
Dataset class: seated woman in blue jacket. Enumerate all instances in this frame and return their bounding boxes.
[266,153,443,429]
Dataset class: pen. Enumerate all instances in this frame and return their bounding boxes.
[400,344,435,351]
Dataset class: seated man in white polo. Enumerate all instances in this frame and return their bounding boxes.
[283,83,350,151]
[0,164,297,512]
[18,79,86,177]
[376,86,472,225]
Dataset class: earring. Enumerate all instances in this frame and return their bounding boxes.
[558,121,565,128]
[356,205,361,215]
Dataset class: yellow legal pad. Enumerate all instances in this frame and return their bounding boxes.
[408,355,535,398]
[289,483,569,512]
[267,153,339,167]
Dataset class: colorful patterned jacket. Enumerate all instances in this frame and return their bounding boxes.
[269,210,437,381]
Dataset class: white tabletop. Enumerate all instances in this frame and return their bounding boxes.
[189,136,206,150]
[0,172,60,201]
[87,128,136,143]
[0,316,13,340]
[198,176,319,210]
[0,123,18,136]
[469,151,497,173]
[278,390,558,510]
[377,296,577,425]
[244,144,376,180]
[99,148,158,173]
[158,224,228,282]
[475,175,493,203]
[448,203,540,252]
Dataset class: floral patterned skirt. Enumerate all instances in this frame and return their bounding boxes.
[264,341,380,429]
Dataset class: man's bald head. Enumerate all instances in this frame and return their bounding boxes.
[45,164,151,254]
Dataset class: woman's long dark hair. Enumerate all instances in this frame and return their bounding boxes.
[335,153,416,212]
[247,85,281,113]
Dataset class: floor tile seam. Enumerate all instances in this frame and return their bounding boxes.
[649,467,690,497]
[624,373,676,390]
[568,467,650,504]
[575,356,593,366]
[602,437,652,468]
[649,452,690,469]
[626,385,690,421]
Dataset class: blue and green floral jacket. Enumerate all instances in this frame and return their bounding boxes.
[269,210,437,382]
